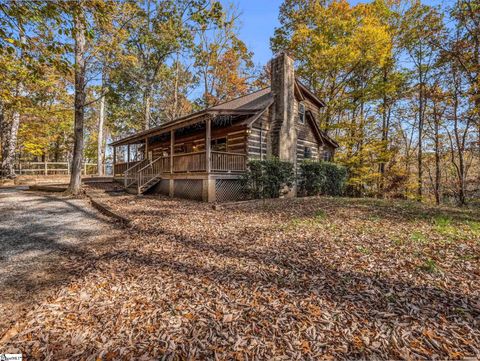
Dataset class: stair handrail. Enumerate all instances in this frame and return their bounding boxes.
[136,156,165,193]
[124,158,149,188]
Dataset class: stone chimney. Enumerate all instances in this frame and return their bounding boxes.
[270,52,296,163]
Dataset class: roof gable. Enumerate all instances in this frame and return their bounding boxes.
[305,110,339,148]
[210,87,272,111]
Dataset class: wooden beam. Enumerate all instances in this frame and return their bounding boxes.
[127,144,131,163]
[206,118,211,174]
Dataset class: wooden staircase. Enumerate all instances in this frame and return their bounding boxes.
[123,157,165,195]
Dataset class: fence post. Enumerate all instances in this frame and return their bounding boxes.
[83,163,87,175]
[67,161,70,175]
[44,161,48,176]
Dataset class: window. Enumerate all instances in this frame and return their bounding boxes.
[298,102,305,124]
[323,150,332,162]
[174,144,186,154]
[211,137,227,152]
[304,146,312,159]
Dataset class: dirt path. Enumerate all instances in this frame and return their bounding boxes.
[0,188,116,337]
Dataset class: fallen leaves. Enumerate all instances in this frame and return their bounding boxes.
[1,185,479,359]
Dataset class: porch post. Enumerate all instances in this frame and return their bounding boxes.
[144,137,149,160]
[169,130,175,197]
[113,146,116,175]
[205,117,215,202]
[206,117,211,173]
[124,145,129,187]
[170,130,174,174]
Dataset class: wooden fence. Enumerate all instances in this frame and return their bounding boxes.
[14,161,100,176]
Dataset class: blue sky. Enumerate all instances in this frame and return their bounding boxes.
[227,0,448,67]
[231,0,283,67]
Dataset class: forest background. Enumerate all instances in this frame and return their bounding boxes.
[0,0,478,203]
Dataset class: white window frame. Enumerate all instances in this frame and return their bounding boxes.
[299,102,305,124]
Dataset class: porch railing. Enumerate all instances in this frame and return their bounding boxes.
[211,151,247,172]
[124,159,149,187]
[116,151,247,183]
[114,161,139,177]
[136,157,167,192]
[173,151,206,172]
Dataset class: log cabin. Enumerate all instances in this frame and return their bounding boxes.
[111,52,338,202]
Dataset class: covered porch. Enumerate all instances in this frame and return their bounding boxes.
[110,111,255,201]
[112,114,250,177]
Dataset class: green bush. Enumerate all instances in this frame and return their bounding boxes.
[298,161,347,196]
[241,158,295,199]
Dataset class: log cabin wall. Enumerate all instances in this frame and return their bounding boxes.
[247,108,270,159]
[146,126,248,160]
[247,99,326,163]
[295,98,321,163]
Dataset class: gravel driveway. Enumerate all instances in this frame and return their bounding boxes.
[0,188,116,337]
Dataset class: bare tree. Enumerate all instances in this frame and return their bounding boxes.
[445,64,474,205]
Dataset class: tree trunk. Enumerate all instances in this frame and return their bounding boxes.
[379,66,390,196]
[54,136,61,162]
[67,2,86,195]
[0,101,4,159]
[433,108,441,205]
[476,95,480,156]
[0,111,20,178]
[97,79,105,176]
[144,88,151,130]
[451,72,467,206]
[417,67,424,202]
[0,28,25,179]
[173,57,179,121]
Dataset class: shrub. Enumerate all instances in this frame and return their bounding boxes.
[241,158,295,199]
[298,161,347,196]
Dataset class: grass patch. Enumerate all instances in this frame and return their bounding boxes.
[288,209,327,229]
[433,216,456,234]
[432,216,480,241]
[410,231,428,244]
[466,220,480,236]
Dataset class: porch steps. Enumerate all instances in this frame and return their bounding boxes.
[138,176,161,194]
[124,177,161,195]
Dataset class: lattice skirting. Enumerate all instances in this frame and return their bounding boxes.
[174,179,203,201]
[215,179,246,203]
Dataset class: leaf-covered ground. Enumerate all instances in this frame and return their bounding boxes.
[2,184,479,360]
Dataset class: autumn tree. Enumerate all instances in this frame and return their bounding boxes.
[153,57,196,122]
[272,0,398,195]
[193,4,255,108]
[398,2,444,201]
[424,77,447,204]
[0,3,36,177]
[447,0,480,153]
[0,1,70,178]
